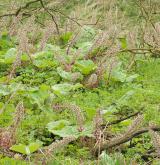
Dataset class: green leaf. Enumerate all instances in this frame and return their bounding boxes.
[57,67,83,81]
[5,48,17,64]
[34,51,53,59]
[10,142,42,155]
[44,44,61,52]
[28,142,42,153]
[10,144,27,155]
[112,70,127,82]
[52,83,83,96]
[76,42,93,56]
[47,120,93,138]
[47,120,70,131]
[4,48,29,64]
[78,26,96,43]
[99,152,113,165]
[109,62,127,82]
[74,60,97,75]
[126,74,139,82]
[33,59,57,68]
[57,67,72,80]
[28,85,50,109]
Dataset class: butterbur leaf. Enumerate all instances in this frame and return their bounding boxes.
[112,70,127,82]
[76,42,93,56]
[10,144,26,155]
[57,67,72,80]
[44,44,61,52]
[10,142,42,155]
[4,48,29,64]
[109,62,127,82]
[28,142,42,153]
[57,67,83,82]
[126,74,139,82]
[47,120,93,138]
[52,83,73,96]
[34,51,52,58]
[52,83,83,96]
[47,120,70,131]
[78,26,96,43]
[5,48,17,64]
[99,152,116,165]
[29,85,50,109]
[0,85,10,96]
[71,83,83,90]
[74,60,97,75]
[49,125,79,138]
[33,59,57,69]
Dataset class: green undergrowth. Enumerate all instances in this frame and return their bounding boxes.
[0,29,160,165]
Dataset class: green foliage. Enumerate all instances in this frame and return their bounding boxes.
[57,67,83,82]
[47,120,93,138]
[59,32,73,45]
[119,37,127,49]
[0,33,13,50]
[0,157,28,165]
[74,60,97,75]
[0,35,160,164]
[78,26,96,43]
[0,1,160,163]
[52,83,83,96]
[10,142,42,155]
[105,62,139,83]
[99,151,134,165]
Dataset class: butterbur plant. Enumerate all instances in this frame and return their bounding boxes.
[0,0,160,164]
[10,142,42,156]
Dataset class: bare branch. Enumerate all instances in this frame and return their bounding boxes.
[95,125,160,152]
[0,0,41,18]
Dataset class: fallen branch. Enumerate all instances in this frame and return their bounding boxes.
[43,136,76,156]
[95,125,160,152]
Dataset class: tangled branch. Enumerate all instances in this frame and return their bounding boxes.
[0,0,41,18]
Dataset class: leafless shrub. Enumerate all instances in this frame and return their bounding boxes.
[93,110,103,141]
[8,50,22,80]
[127,28,138,49]
[0,102,25,149]
[39,21,57,51]
[0,129,14,149]
[9,15,22,36]
[10,102,25,133]
[85,73,98,88]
